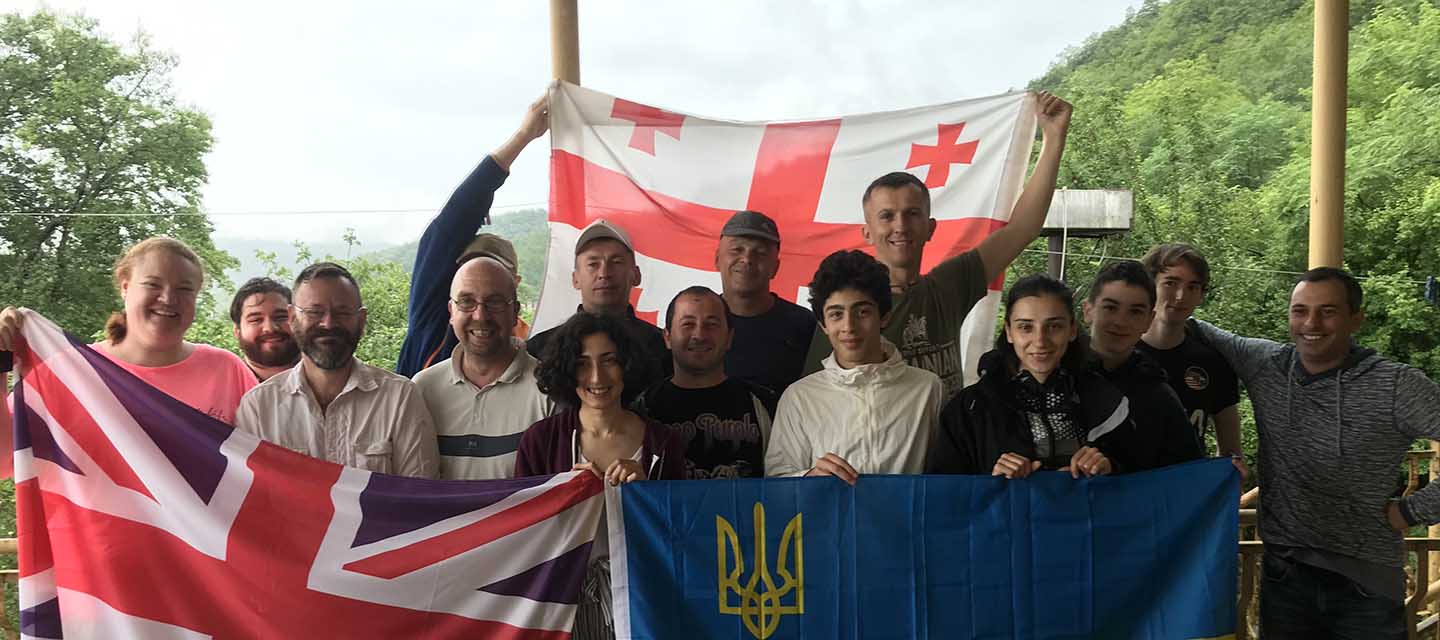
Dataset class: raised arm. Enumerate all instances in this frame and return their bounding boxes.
[396,95,548,376]
[976,91,1072,283]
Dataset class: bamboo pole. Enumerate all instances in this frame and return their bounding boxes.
[550,0,580,84]
[1308,0,1347,268]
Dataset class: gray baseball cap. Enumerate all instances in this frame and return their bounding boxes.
[720,210,781,244]
[575,219,635,254]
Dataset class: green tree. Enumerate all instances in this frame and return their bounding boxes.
[0,11,234,336]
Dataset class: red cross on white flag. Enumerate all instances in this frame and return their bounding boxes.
[537,82,1036,384]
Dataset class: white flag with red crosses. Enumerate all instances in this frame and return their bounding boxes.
[537,81,1036,384]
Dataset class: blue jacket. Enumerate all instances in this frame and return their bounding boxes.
[396,156,508,378]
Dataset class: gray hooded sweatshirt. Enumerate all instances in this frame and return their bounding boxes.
[1195,321,1440,600]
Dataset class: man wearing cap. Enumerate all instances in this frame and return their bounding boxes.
[396,94,546,378]
[525,218,670,405]
[716,210,815,403]
[413,256,554,480]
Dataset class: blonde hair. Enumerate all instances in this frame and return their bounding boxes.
[104,236,205,344]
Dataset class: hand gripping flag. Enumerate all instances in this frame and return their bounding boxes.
[538,82,1037,387]
[9,310,604,639]
[608,460,1239,639]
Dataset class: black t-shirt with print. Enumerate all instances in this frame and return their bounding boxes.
[631,378,774,479]
[1136,320,1241,440]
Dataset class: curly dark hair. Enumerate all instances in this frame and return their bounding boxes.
[534,312,636,408]
[806,249,893,324]
[995,274,1090,372]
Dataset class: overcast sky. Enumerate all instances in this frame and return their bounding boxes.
[7,0,1141,247]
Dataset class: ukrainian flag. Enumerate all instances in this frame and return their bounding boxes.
[608,458,1238,639]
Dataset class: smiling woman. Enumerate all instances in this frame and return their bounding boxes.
[0,236,257,425]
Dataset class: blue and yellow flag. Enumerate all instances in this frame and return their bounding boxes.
[608,458,1237,639]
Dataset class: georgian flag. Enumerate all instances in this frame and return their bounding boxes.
[536,82,1036,384]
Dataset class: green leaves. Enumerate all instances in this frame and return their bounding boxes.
[0,11,227,338]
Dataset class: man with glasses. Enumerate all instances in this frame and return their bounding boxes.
[396,94,547,377]
[413,256,554,480]
[236,262,439,478]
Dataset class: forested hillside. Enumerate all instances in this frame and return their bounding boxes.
[1024,0,1440,379]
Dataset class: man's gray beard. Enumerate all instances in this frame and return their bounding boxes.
[300,332,358,370]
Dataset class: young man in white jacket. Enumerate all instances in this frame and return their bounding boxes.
[765,250,944,482]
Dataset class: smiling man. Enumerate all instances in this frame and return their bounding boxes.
[1082,261,1201,470]
[236,262,439,479]
[631,286,775,479]
[802,92,1074,400]
[715,210,815,403]
[229,277,301,381]
[1193,267,1440,637]
[413,256,554,480]
[765,250,942,482]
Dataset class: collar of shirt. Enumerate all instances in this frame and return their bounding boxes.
[445,338,533,388]
[283,359,378,402]
[821,338,907,387]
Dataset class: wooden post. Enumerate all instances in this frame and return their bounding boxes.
[1432,442,1440,607]
[1308,0,1347,268]
[550,0,580,84]
[1047,236,1064,280]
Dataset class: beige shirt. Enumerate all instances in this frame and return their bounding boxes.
[235,359,439,478]
[413,341,556,480]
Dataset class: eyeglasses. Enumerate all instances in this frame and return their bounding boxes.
[451,297,515,314]
[294,306,364,322]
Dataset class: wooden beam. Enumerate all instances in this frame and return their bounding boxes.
[550,0,580,84]
[1309,0,1347,268]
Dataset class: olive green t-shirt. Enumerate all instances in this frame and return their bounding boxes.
[803,249,988,401]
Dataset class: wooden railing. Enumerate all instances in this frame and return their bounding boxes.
[1237,447,1440,640]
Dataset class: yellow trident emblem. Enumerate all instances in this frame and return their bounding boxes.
[716,502,804,639]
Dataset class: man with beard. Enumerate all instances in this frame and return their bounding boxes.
[1081,260,1202,470]
[802,92,1073,401]
[229,277,301,381]
[236,262,438,478]
[526,219,670,404]
[715,211,814,405]
[413,257,554,480]
[631,287,774,479]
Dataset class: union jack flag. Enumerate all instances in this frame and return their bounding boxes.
[8,310,604,639]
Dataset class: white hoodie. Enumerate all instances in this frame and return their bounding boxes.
[765,339,944,476]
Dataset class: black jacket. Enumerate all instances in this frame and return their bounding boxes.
[928,349,1141,475]
[1092,350,1204,471]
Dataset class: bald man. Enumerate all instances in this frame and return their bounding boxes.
[412,257,555,480]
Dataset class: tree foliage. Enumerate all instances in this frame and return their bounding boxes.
[0,11,233,336]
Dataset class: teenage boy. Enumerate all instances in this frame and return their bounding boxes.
[766,250,943,482]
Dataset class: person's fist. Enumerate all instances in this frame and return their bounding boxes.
[1035,91,1073,139]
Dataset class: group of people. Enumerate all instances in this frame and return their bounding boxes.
[2,90,1438,639]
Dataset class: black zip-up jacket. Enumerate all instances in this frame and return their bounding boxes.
[928,349,1140,475]
[1092,350,1204,471]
